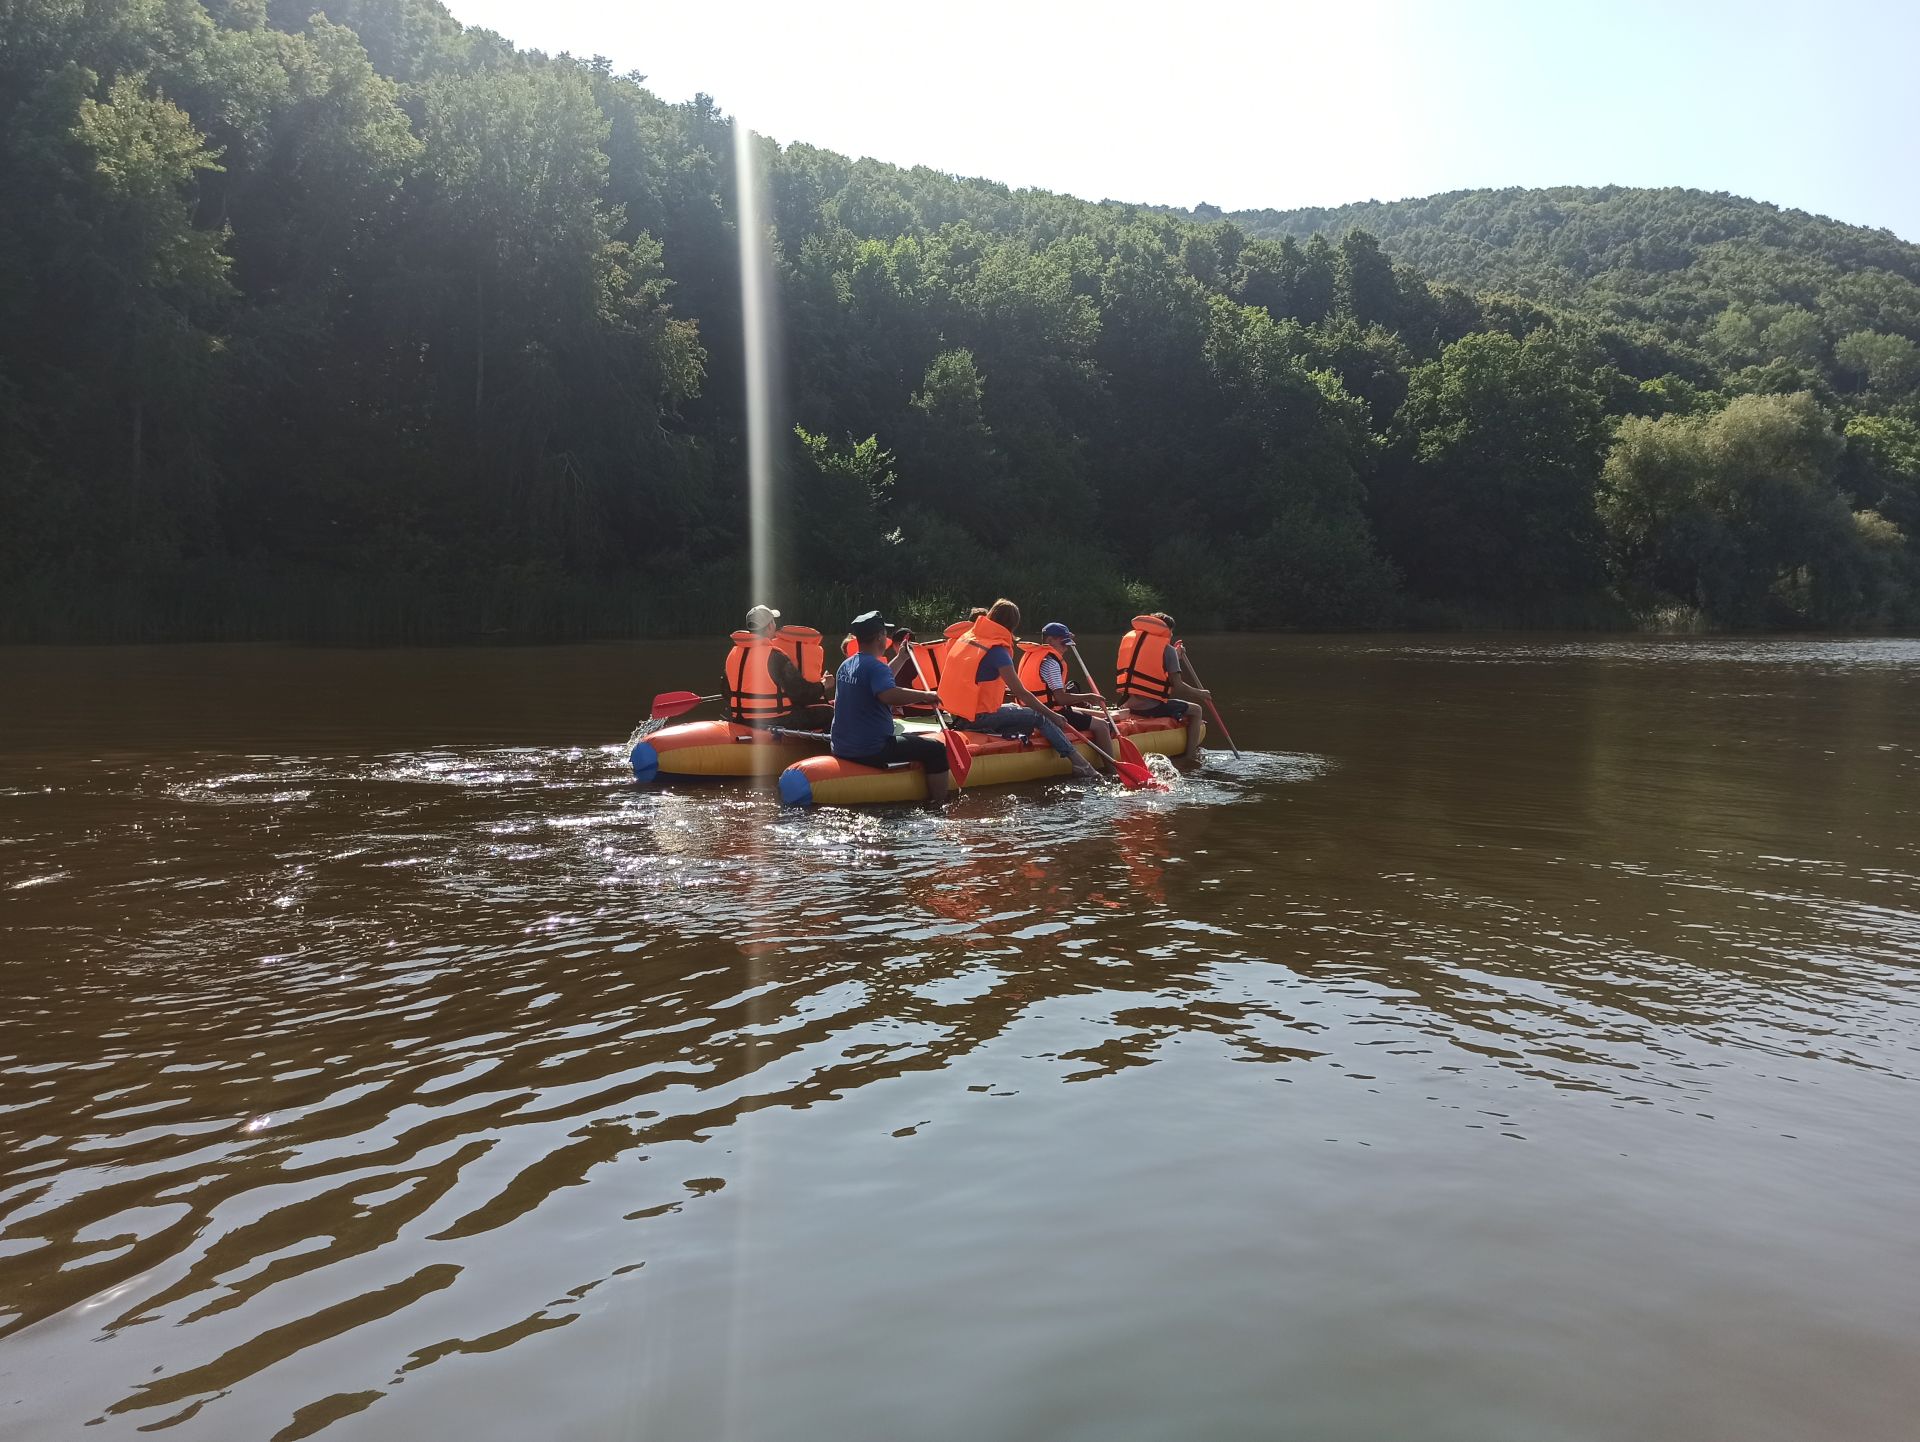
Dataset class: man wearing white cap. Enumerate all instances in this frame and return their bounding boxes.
[724,603,833,728]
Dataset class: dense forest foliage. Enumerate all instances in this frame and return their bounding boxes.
[4,2,1918,640]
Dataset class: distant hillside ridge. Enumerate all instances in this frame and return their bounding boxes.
[1175,186,1920,348]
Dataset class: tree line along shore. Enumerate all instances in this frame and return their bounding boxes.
[4,0,1919,642]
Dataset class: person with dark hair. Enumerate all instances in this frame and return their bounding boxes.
[937,598,1098,780]
[1114,610,1209,753]
[831,610,950,803]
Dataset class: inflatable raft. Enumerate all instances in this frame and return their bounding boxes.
[778,712,1200,807]
[630,719,826,783]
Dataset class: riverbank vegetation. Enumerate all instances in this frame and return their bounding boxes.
[5,0,1919,640]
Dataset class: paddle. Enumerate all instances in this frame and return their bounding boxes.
[1067,724,1157,791]
[632,690,721,739]
[652,690,718,720]
[1065,641,1161,790]
[1176,642,1240,758]
[908,648,972,788]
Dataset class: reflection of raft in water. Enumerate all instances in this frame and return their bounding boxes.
[629,720,824,783]
[779,712,1201,807]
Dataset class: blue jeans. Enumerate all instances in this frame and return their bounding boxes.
[960,705,1079,761]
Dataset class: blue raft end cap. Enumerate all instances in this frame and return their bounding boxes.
[777,765,815,807]
[630,740,660,783]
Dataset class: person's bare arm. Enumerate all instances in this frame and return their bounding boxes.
[876,686,937,708]
[886,630,916,678]
[1166,655,1209,703]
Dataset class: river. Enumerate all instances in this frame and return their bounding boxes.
[2,636,1917,1442]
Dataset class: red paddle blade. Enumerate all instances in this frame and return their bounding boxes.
[648,690,708,721]
[1115,759,1167,791]
[1116,735,1149,770]
[944,729,973,787]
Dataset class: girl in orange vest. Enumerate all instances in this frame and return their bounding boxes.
[937,599,1099,781]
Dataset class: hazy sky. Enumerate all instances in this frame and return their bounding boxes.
[443,0,1920,240]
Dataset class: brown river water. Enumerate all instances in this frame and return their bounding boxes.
[2,636,1918,1442]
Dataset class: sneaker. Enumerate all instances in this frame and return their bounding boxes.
[1070,759,1099,781]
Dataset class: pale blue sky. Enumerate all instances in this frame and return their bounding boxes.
[446,0,1920,240]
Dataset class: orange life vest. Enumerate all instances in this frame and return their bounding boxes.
[1115,614,1174,702]
[724,625,824,723]
[904,640,939,690]
[910,620,974,692]
[937,615,1016,720]
[842,634,895,661]
[1016,642,1064,698]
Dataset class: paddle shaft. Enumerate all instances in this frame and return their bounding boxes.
[1066,642,1151,769]
[908,646,971,788]
[1057,642,1162,789]
[1175,643,1239,757]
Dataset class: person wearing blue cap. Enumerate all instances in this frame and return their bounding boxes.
[1016,621,1118,769]
[831,610,951,803]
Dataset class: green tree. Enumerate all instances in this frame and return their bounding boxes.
[1598,392,1886,624]
[899,348,1008,525]
[1841,414,1920,533]
[1336,229,1399,329]
[793,426,896,578]
[417,62,614,448]
[1835,330,1920,395]
[1382,331,1608,604]
[1760,308,1824,367]
[72,74,231,495]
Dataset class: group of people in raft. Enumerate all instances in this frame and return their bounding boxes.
[725,598,1212,803]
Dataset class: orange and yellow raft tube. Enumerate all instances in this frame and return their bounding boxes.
[777,712,1200,807]
[629,719,825,783]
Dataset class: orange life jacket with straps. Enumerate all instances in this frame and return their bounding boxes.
[910,620,974,692]
[1016,642,1064,699]
[842,634,896,662]
[937,615,1016,721]
[724,626,824,723]
[1114,614,1175,702]
[906,640,940,690]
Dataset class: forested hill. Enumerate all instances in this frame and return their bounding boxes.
[1210,187,1920,389]
[4,2,1918,643]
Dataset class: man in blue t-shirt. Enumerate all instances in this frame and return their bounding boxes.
[831,610,951,803]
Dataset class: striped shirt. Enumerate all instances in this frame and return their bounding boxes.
[1038,653,1066,697]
